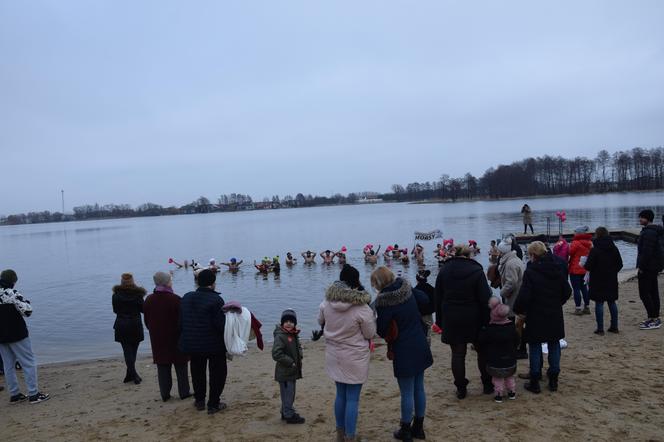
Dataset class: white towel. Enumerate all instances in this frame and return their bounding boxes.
[224,307,252,356]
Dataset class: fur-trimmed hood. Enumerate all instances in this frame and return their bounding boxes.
[112,285,147,297]
[325,281,371,312]
[374,278,412,308]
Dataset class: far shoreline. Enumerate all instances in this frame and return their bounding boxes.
[408,188,664,205]
[3,189,663,228]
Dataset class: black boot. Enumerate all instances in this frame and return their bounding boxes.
[411,417,425,440]
[524,378,541,394]
[123,369,133,383]
[548,373,559,392]
[393,422,413,441]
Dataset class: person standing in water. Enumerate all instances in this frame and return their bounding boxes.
[411,244,425,267]
[521,204,534,235]
[271,257,281,275]
[221,258,243,273]
[285,252,297,266]
[335,247,348,265]
[364,245,381,264]
[320,250,336,264]
[254,260,270,274]
[301,251,317,264]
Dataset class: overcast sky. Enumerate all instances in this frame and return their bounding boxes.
[1,1,663,214]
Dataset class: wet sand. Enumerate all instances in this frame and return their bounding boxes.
[2,276,663,441]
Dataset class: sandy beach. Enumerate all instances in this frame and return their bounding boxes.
[2,275,663,441]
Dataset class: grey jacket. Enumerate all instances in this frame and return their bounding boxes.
[499,251,525,315]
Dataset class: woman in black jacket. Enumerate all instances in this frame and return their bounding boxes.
[434,246,493,399]
[112,273,146,384]
[584,227,623,335]
[374,266,433,441]
[514,241,572,394]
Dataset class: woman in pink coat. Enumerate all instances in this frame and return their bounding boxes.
[318,264,376,442]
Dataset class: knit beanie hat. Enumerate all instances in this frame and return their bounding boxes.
[120,273,135,286]
[574,225,590,234]
[281,309,297,326]
[153,271,171,286]
[489,297,511,324]
[197,269,216,287]
[498,238,512,255]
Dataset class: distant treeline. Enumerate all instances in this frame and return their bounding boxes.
[2,147,662,225]
[383,147,664,202]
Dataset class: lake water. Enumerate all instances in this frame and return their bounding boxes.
[1,191,661,364]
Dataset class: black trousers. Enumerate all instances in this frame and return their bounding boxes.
[638,271,661,318]
[190,353,227,408]
[524,224,534,234]
[449,343,491,389]
[121,342,140,377]
[157,363,191,400]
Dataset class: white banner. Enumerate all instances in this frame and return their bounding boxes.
[414,229,443,241]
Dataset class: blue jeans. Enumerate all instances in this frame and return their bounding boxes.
[528,340,560,379]
[570,274,589,307]
[0,337,39,396]
[335,383,362,438]
[396,371,426,423]
[595,301,618,331]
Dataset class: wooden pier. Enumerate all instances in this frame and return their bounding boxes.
[515,228,640,245]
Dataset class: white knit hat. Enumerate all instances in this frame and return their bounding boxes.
[498,238,512,255]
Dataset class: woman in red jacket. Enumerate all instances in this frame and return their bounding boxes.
[569,226,593,315]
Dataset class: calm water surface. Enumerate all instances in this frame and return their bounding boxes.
[1,191,661,363]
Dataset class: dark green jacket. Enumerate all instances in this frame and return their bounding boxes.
[272,324,303,382]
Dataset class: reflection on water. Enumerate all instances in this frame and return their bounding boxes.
[0,191,661,363]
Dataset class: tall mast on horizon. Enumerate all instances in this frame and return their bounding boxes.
[61,189,65,214]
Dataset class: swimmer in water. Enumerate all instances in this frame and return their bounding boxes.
[400,248,410,265]
[412,244,425,267]
[383,246,394,262]
[335,247,348,265]
[221,258,243,273]
[301,250,317,264]
[169,258,184,269]
[320,250,335,264]
[365,245,381,264]
[391,244,402,260]
[271,256,281,274]
[208,258,220,273]
[254,259,270,274]
[468,240,480,258]
[285,252,297,266]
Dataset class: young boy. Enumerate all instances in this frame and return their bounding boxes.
[272,309,304,424]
